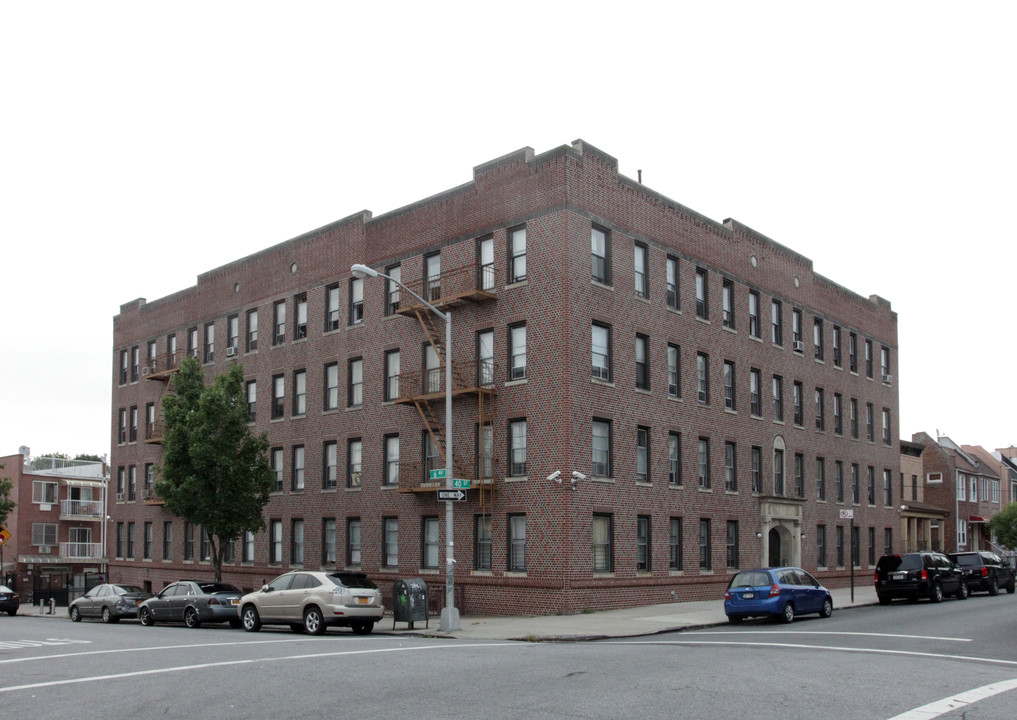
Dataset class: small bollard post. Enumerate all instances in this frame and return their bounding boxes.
[49,598,55,615]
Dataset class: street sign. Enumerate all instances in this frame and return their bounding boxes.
[839,509,854,520]
[437,489,467,502]
[452,478,471,489]
[429,469,447,481]
[0,525,10,546]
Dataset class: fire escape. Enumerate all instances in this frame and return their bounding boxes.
[139,349,193,505]
[392,262,499,513]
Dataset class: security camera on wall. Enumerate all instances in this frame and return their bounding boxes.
[546,470,562,483]
[571,471,587,481]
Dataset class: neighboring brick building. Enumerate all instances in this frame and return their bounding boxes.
[898,439,949,552]
[110,140,901,615]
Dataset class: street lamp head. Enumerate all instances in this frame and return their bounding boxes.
[350,263,379,279]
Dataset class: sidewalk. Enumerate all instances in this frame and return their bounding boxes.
[19,585,878,641]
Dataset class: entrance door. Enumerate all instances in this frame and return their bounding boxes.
[768,528,782,567]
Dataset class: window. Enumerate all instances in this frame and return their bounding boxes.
[868,526,876,566]
[347,439,362,488]
[348,357,363,407]
[792,308,802,350]
[32,480,57,504]
[271,448,283,491]
[884,469,893,506]
[163,522,173,561]
[795,453,805,497]
[326,283,341,330]
[187,327,198,358]
[635,334,649,390]
[295,293,308,338]
[423,344,441,394]
[696,352,709,403]
[667,344,681,398]
[814,318,825,360]
[815,388,825,430]
[227,315,239,352]
[127,522,136,558]
[865,339,874,378]
[726,521,739,569]
[836,526,844,566]
[750,368,762,416]
[748,290,760,338]
[323,519,337,564]
[349,279,363,325]
[668,432,681,485]
[670,517,683,570]
[867,466,876,505]
[751,446,762,493]
[291,520,304,564]
[881,346,891,381]
[477,330,494,386]
[422,517,440,569]
[773,448,785,495]
[246,381,256,422]
[593,514,613,572]
[508,323,526,380]
[323,441,338,489]
[832,326,842,367]
[423,432,442,480]
[699,519,712,570]
[384,350,400,402]
[850,398,859,438]
[475,515,492,570]
[386,265,402,315]
[128,465,137,501]
[384,434,400,486]
[271,374,285,419]
[793,381,804,426]
[32,522,57,546]
[129,406,138,442]
[771,300,783,345]
[697,437,710,489]
[591,226,610,284]
[246,309,258,352]
[772,375,784,422]
[723,361,736,410]
[637,427,650,483]
[269,520,282,564]
[634,243,648,298]
[592,419,611,477]
[477,236,495,290]
[722,278,734,329]
[866,403,875,441]
[695,267,708,319]
[637,516,651,571]
[144,463,154,493]
[817,525,827,567]
[509,226,527,284]
[119,349,128,385]
[957,518,968,547]
[184,522,195,561]
[666,256,679,310]
[592,323,611,380]
[116,467,124,498]
[477,423,493,480]
[849,332,858,372]
[724,442,737,492]
[115,523,124,557]
[324,362,339,410]
[347,518,362,565]
[882,408,892,446]
[816,457,826,500]
[851,463,860,504]
[508,419,527,476]
[292,369,306,416]
[835,461,844,503]
[131,345,140,381]
[273,300,286,345]
[425,253,441,301]
[833,393,843,435]
[292,445,305,491]
[884,528,893,556]
[509,515,527,572]
[383,517,398,567]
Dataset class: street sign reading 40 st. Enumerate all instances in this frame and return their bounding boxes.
[437,489,467,502]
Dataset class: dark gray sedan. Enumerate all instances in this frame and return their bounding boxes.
[138,580,243,628]
[69,584,153,623]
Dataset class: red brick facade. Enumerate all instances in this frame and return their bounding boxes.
[110,140,901,615]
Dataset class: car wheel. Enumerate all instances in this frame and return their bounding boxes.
[184,607,202,629]
[779,602,795,624]
[820,597,833,618]
[70,606,82,622]
[988,577,999,596]
[956,582,969,600]
[930,581,944,603]
[290,623,305,633]
[351,621,374,635]
[8,608,17,616]
[241,605,261,632]
[102,607,113,624]
[727,615,743,625]
[1007,578,1016,594]
[878,594,891,606]
[303,606,325,635]
[228,618,242,629]
[139,607,155,626]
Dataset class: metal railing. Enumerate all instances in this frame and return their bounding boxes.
[60,542,104,560]
[59,499,103,518]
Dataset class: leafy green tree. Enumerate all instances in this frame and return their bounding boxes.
[0,467,14,526]
[155,357,274,581]
[74,454,105,463]
[988,502,1017,551]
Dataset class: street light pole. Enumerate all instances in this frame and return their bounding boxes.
[351,263,461,632]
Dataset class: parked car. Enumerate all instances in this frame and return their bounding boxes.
[0,585,19,615]
[238,570,384,635]
[138,580,243,628]
[724,567,833,624]
[875,552,968,604]
[948,551,1017,596]
[69,584,153,623]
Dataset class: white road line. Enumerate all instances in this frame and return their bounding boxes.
[0,643,518,694]
[886,677,1017,719]
[690,631,972,642]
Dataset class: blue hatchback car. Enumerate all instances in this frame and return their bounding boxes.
[724,567,833,624]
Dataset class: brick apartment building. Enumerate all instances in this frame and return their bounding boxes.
[110,140,901,615]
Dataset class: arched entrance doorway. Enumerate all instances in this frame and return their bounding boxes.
[768,528,782,567]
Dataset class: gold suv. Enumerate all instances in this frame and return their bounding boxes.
[238,571,384,635]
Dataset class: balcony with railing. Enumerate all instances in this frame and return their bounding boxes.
[142,348,199,380]
[391,360,498,404]
[145,418,166,444]
[59,499,104,521]
[60,542,104,561]
[396,263,497,313]
[141,486,164,505]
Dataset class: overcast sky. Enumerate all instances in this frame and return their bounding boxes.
[2,2,1015,460]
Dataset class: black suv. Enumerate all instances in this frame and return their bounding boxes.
[948,551,1016,596]
[875,552,968,604]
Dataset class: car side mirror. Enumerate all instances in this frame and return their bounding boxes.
[261,585,271,593]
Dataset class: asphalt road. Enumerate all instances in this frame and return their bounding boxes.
[2,593,1016,719]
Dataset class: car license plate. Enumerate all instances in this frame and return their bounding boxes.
[892,572,905,580]
[230,598,239,606]
[741,592,754,599]
[356,597,369,605]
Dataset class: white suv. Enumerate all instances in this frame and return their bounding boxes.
[239,571,384,635]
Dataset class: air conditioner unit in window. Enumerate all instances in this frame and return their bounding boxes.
[116,492,125,502]
[39,545,51,554]
[793,340,804,352]
[883,374,893,383]
[226,346,238,358]
[141,366,151,376]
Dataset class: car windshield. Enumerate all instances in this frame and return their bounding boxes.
[326,572,377,589]
[729,571,772,588]
[951,554,979,567]
[0,585,13,593]
[197,582,240,594]
[878,555,922,572]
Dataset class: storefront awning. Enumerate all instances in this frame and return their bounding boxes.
[62,479,106,489]
[969,515,989,523]
[18,555,70,565]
